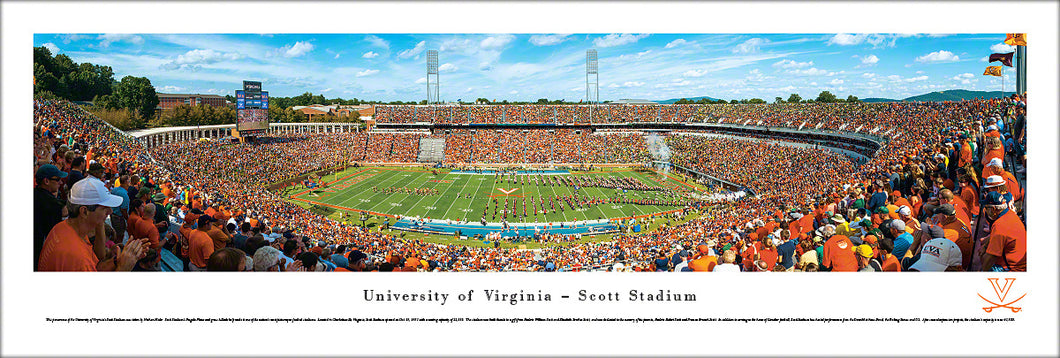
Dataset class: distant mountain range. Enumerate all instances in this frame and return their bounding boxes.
[657,90,1010,104]
[655,96,722,104]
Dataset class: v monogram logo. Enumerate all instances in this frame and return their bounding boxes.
[988,278,1016,302]
[498,188,519,194]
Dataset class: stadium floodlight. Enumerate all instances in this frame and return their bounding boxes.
[586,49,599,105]
[427,50,440,104]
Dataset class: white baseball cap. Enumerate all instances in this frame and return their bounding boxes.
[987,158,1003,168]
[983,175,1006,188]
[69,178,124,207]
[910,238,963,272]
[897,205,912,216]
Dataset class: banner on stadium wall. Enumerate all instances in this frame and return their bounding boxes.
[236,90,245,109]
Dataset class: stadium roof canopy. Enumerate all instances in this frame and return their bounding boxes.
[611,99,657,104]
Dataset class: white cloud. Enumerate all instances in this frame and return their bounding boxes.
[397,41,426,59]
[732,38,769,54]
[362,51,379,59]
[529,34,571,46]
[157,85,185,93]
[789,67,835,76]
[610,81,645,88]
[683,69,708,77]
[160,49,244,70]
[829,79,844,85]
[990,43,1015,54]
[862,72,876,78]
[861,54,879,65]
[915,50,959,63]
[438,63,458,72]
[980,56,990,62]
[593,33,649,48]
[826,33,890,48]
[277,41,315,58]
[59,34,89,44]
[904,75,928,82]
[510,90,519,94]
[334,53,341,59]
[773,59,813,69]
[665,39,688,49]
[636,50,652,57]
[570,87,582,92]
[321,88,333,92]
[415,77,427,84]
[480,34,515,49]
[42,43,60,54]
[951,73,975,80]
[364,35,390,50]
[886,75,902,82]
[356,69,379,77]
[479,62,493,71]
[97,34,144,48]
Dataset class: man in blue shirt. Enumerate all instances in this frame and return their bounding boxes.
[867,183,889,213]
[776,233,797,271]
[331,244,350,269]
[889,220,914,259]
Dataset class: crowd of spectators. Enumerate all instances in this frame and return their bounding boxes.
[438,129,649,164]
[34,96,1027,272]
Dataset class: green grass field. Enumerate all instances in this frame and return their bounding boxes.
[286,167,697,225]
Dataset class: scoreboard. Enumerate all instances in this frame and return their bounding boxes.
[236,81,269,134]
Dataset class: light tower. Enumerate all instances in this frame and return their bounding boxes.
[426,50,440,104]
[586,49,599,104]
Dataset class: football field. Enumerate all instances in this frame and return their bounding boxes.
[287,167,698,224]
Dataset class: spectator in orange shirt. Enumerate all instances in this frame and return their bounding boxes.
[187,215,217,271]
[205,216,232,250]
[979,192,1026,272]
[876,237,902,272]
[39,178,147,271]
[822,234,858,272]
[688,244,718,272]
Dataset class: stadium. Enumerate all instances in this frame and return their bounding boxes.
[32,34,1027,273]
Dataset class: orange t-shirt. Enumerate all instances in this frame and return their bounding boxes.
[985,210,1027,271]
[188,229,215,269]
[38,220,99,272]
[932,214,973,270]
[880,254,902,272]
[689,256,718,272]
[128,213,161,250]
[207,226,231,250]
[822,235,858,272]
[960,186,979,218]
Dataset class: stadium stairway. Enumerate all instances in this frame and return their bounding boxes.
[418,137,446,163]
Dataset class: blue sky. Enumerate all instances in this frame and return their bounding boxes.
[35,33,1017,101]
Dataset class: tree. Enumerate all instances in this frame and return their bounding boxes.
[846,95,860,103]
[748,98,766,104]
[774,97,784,104]
[536,98,549,104]
[816,91,838,103]
[729,99,738,104]
[93,94,121,110]
[114,76,159,121]
[786,93,802,103]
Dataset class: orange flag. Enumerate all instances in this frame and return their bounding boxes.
[1004,33,1027,46]
[983,66,1003,77]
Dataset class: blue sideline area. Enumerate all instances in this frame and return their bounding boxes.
[448,169,571,175]
[392,218,617,238]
